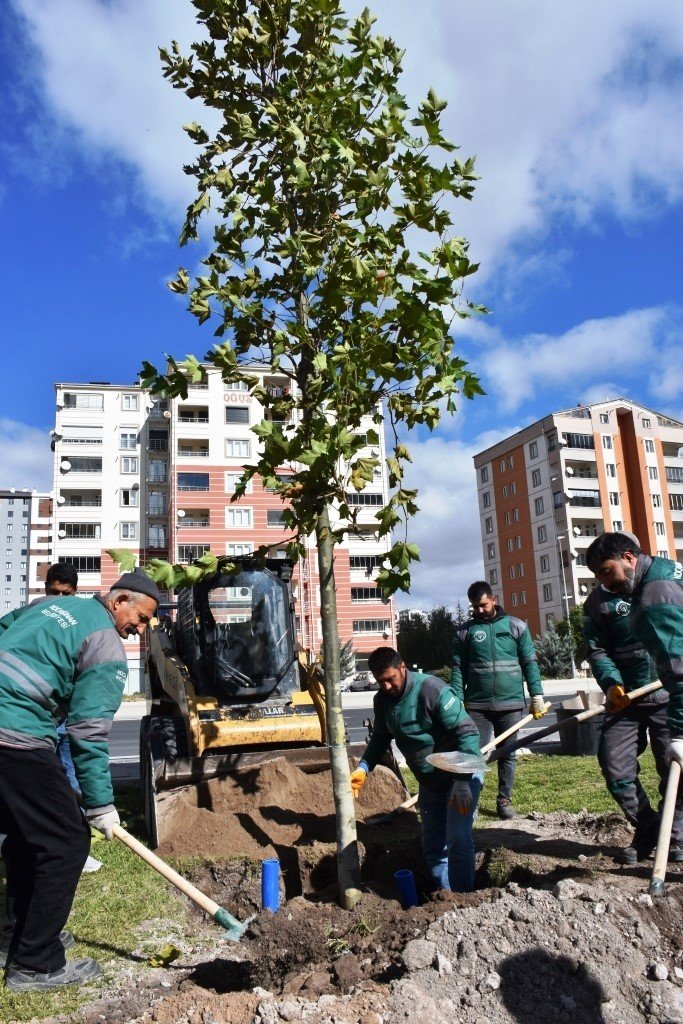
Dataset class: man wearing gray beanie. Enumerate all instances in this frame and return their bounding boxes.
[0,570,159,991]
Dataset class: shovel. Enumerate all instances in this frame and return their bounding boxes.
[364,704,550,825]
[648,759,681,896]
[112,825,252,940]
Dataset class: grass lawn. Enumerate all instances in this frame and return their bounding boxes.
[0,750,662,1021]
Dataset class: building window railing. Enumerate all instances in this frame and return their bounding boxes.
[564,433,595,450]
[568,490,602,508]
[666,467,683,484]
[148,439,168,451]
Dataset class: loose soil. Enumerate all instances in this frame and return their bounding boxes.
[27,764,683,1024]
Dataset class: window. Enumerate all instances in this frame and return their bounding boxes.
[63,392,103,410]
[148,525,167,547]
[513,508,520,522]
[502,485,507,499]
[64,456,102,474]
[485,517,493,535]
[529,441,538,459]
[531,469,541,487]
[505,512,512,525]
[148,460,167,483]
[121,457,138,474]
[648,466,659,480]
[148,491,165,515]
[178,544,209,562]
[58,556,101,573]
[487,542,495,559]
[546,612,555,627]
[121,489,139,507]
[540,554,550,572]
[62,523,100,539]
[120,522,137,540]
[351,587,382,603]
[480,467,489,484]
[670,494,683,511]
[512,593,518,607]
[506,538,514,552]
[515,535,522,549]
[346,492,383,506]
[353,619,391,634]
[178,472,209,491]
[507,456,514,469]
[657,549,669,558]
[546,432,556,452]
[517,562,525,577]
[655,522,666,536]
[667,467,683,483]
[499,460,506,473]
[482,491,491,508]
[225,380,249,391]
[609,492,619,505]
[534,497,544,515]
[489,569,498,585]
[553,491,564,509]
[652,494,662,508]
[226,507,253,528]
[148,430,168,452]
[602,435,613,450]
[509,565,516,580]
[599,413,609,424]
[543,583,553,602]
[644,439,655,454]
[642,417,651,428]
[122,394,139,411]
[225,407,250,425]
[509,481,516,495]
[537,525,547,543]
[226,439,251,459]
[225,472,251,494]
[613,520,623,531]
[350,555,384,572]
[226,543,254,556]
[605,463,616,478]
[6,512,12,518]
[267,509,286,527]
[566,433,595,450]
[520,591,527,605]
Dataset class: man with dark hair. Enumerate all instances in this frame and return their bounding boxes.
[0,571,159,991]
[583,532,682,864]
[451,581,546,819]
[351,647,482,893]
[586,532,683,839]
[45,563,78,595]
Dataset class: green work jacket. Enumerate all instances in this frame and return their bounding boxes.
[582,586,660,697]
[450,607,543,711]
[360,670,481,792]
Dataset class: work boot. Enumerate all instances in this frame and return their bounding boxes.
[497,798,516,820]
[618,826,659,865]
[1,930,74,959]
[5,957,100,991]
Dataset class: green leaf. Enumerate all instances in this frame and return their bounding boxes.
[106,548,137,573]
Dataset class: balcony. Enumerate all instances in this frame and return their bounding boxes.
[178,405,209,424]
[177,443,210,459]
[567,489,602,509]
[148,400,169,419]
[147,504,167,517]
[148,439,168,452]
[178,519,210,529]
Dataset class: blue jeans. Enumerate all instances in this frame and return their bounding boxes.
[55,722,79,794]
[418,774,483,892]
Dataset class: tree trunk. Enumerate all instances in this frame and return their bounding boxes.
[315,505,362,909]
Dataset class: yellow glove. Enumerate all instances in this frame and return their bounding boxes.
[350,768,367,799]
[606,684,631,713]
[530,695,549,719]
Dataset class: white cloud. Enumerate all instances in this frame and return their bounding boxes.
[0,420,53,491]
[578,382,626,406]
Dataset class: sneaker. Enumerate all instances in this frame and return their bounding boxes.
[82,855,103,874]
[5,957,100,991]
[497,798,516,820]
[1,930,74,958]
[617,827,659,865]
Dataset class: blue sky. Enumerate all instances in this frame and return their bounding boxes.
[1,0,682,608]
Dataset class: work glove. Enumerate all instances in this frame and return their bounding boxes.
[449,780,473,815]
[530,695,548,719]
[665,738,683,767]
[350,768,367,800]
[86,806,120,841]
[606,684,631,714]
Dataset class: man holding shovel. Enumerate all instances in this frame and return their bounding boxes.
[0,571,159,991]
[586,532,683,863]
[350,647,482,893]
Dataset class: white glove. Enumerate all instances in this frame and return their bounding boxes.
[665,738,683,767]
[449,780,473,815]
[86,806,120,841]
[530,695,548,719]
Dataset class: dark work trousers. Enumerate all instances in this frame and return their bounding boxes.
[598,700,683,843]
[0,745,91,972]
[468,708,523,802]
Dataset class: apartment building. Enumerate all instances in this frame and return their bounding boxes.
[474,399,683,637]
[51,371,396,689]
[1,488,52,612]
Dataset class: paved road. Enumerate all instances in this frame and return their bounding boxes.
[110,682,601,786]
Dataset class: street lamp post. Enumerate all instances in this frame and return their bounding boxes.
[556,533,577,678]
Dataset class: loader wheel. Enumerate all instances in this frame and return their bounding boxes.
[139,716,160,850]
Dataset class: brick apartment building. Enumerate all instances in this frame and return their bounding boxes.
[50,369,396,690]
[474,399,683,637]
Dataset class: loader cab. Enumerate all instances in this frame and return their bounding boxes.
[175,559,299,702]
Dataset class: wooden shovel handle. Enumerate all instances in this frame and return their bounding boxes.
[649,760,681,895]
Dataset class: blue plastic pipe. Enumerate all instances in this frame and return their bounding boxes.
[262,858,280,912]
[394,868,419,908]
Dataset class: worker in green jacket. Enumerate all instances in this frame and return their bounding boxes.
[451,581,547,819]
[0,571,159,992]
[583,579,681,864]
[351,647,482,893]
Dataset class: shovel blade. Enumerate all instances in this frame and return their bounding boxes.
[426,751,488,775]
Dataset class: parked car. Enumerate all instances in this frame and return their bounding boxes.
[348,671,377,691]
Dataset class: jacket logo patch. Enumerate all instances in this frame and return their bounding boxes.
[443,696,455,711]
[615,601,630,616]
[472,630,487,643]
[674,562,683,580]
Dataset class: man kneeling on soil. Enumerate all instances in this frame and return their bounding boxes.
[351,647,483,893]
[0,571,159,991]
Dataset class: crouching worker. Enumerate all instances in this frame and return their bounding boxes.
[0,571,159,991]
[351,647,483,893]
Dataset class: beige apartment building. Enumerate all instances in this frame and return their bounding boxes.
[51,370,396,690]
[474,399,683,637]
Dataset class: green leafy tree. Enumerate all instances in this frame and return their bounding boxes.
[556,603,586,665]
[140,0,483,906]
[534,624,574,679]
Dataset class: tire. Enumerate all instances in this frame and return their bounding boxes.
[139,716,160,849]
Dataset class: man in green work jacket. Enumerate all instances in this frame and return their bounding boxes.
[0,571,159,992]
[586,532,683,851]
[351,647,482,893]
[451,581,547,819]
